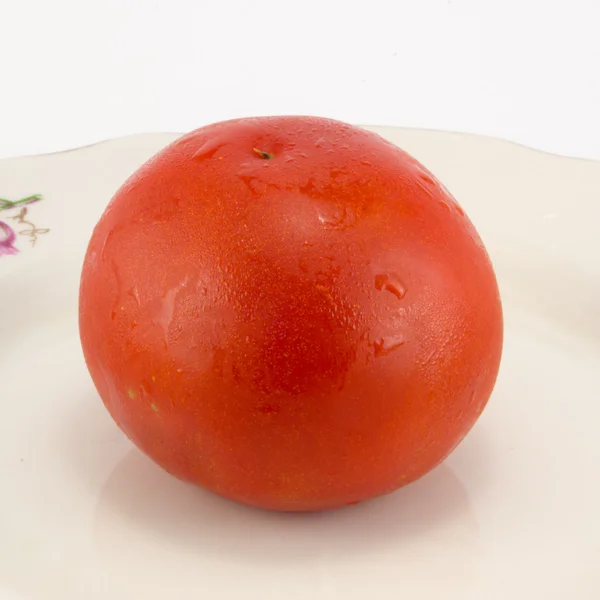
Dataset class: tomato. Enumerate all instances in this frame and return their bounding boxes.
[79,116,503,511]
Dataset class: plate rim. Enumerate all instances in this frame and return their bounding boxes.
[2,125,600,166]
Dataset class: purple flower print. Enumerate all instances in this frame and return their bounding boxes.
[0,194,48,255]
[0,221,18,256]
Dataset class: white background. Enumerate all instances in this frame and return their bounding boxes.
[1,0,599,159]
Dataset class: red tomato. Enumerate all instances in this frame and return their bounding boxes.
[79,117,503,511]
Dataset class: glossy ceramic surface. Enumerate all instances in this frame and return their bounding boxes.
[1,127,599,599]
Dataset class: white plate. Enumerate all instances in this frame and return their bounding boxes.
[1,127,599,600]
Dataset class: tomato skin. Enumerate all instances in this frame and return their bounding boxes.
[79,117,503,511]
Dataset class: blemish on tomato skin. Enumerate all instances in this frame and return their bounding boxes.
[151,403,159,412]
[127,388,136,399]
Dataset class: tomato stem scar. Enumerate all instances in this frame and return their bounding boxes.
[253,148,274,159]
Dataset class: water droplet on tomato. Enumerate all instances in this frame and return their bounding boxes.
[154,277,189,338]
[193,137,225,161]
[417,172,465,216]
[100,229,116,261]
[373,335,405,357]
[317,205,356,230]
[374,273,406,300]
[155,288,177,336]
[127,286,140,306]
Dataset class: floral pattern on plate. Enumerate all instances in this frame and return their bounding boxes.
[0,195,49,256]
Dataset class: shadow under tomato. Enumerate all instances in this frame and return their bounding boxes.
[92,444,482,599]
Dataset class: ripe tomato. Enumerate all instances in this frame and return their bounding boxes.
[79,117,503,511]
